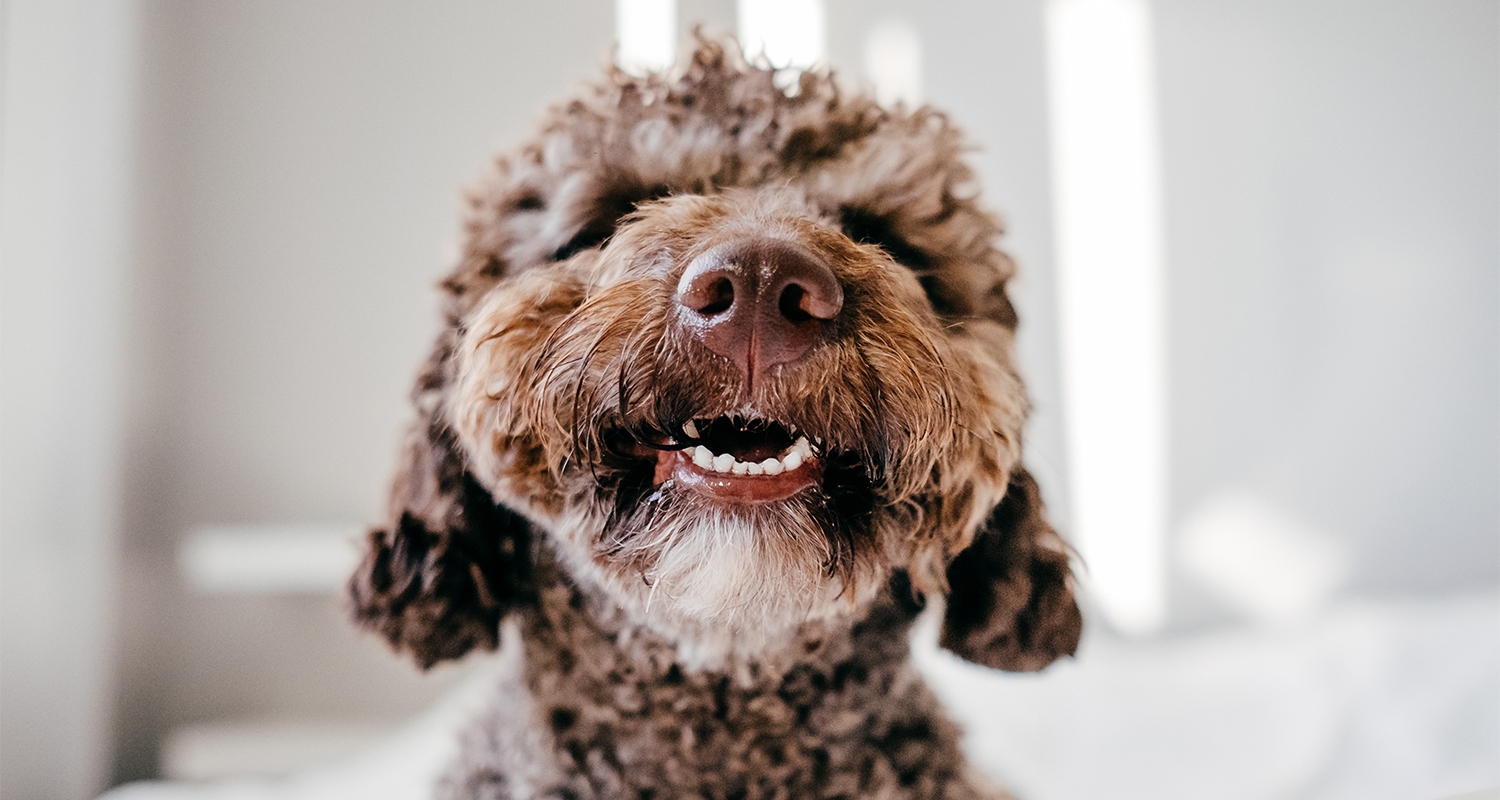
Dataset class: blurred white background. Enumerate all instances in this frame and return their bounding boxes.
[1,1,1494,798]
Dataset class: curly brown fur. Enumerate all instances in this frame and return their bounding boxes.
[349,38,1081,799]
[442,548,1006,800]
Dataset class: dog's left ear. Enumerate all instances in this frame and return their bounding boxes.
[347,347,534,669]
[939,467,1082,672]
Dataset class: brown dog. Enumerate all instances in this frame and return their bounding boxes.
[348,38,1081,800]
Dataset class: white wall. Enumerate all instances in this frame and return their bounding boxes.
[0,0,140,797]
[1156,0,1499,604]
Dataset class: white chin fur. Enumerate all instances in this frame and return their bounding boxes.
[556,503,875,670]
[642,510,829,622]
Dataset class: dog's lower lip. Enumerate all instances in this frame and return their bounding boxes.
[658,449,821,503]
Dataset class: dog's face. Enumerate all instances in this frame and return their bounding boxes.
[350,41,1080,671]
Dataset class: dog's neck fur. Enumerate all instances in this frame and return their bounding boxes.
[439,543,1005,800]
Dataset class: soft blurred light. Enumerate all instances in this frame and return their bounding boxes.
[616,0,678,75]
[178,523,363,595]
[737,0,825,69]
[161,720,392,781]
[1045,0,1168,634]
[1179,490,1349,626]
[863,18,922,107]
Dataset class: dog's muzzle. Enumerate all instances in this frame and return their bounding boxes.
[652,235,845,503]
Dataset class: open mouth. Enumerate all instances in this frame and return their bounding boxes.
[654,416,823,503]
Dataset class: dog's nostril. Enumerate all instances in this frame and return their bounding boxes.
[779,284,811,323]
[678,271,736,317]
[766,246,843,324]
[778,275,842,322]
[697,277,735,316]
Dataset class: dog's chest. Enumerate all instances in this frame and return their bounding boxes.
[439,579,1001,800]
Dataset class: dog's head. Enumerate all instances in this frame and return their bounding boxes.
[349,40,1080,671]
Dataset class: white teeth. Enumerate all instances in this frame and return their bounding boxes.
[684,431,817,476]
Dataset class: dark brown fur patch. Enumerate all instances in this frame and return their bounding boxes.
[940,468,1082,672]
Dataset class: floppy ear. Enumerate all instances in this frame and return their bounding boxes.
[940,466,1082,672]
[347,341,534,669]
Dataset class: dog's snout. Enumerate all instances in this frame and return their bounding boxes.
[676,238,843,382]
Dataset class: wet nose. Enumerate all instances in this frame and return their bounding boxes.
[675,237,843,384]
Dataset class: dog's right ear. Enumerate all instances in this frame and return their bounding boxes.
[939,467,1082,672]
[347,347,533,669]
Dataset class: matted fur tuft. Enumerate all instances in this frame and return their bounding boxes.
[348,35,1082,799]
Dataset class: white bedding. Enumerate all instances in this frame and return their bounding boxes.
[104,589,1499,800]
